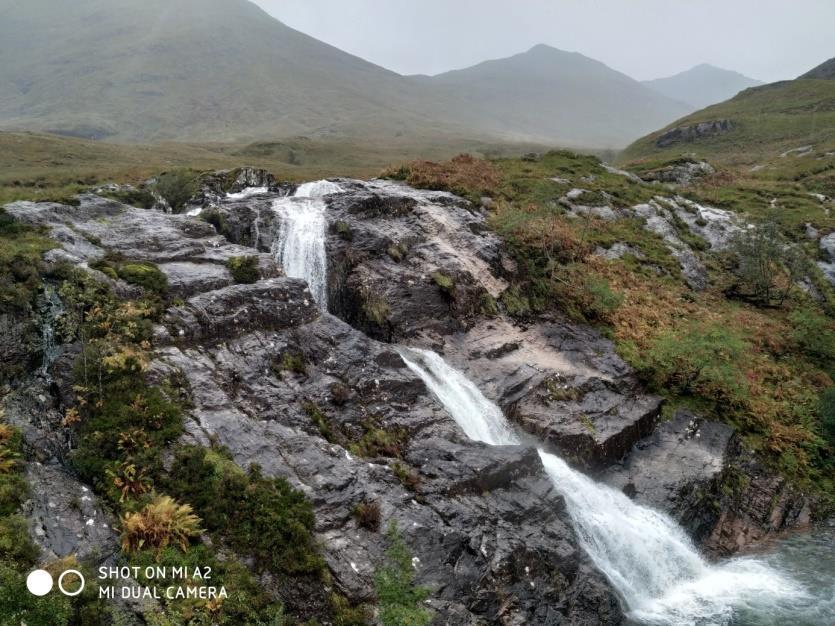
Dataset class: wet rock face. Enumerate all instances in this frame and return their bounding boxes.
[602,410,735,541]
[429,318,663,472]
[322,179,509,341]
[699,440,813,557]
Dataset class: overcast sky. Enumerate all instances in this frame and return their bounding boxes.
[252,0,833,82]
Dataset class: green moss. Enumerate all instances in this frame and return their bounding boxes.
[431,271,454,293]
[271,352,307,379]
[348,421,408,459]
[479,292,499,316]
[363,293,391,326]
[500,286,532,317]
[102,187,157,210]
[303,400,336,442]
[335,220,353,241]
[227,255,260,284]
[117,262,169,295]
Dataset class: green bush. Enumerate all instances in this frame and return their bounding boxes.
[374,523,432,626]
[154,170,198,213]
[431,271,454,293]
[166,446,324,576]
[103,188,157,210]
[116,262,168,295]
[728,219,807,307]
[0,562,73,626]
[639,322,751,406]
[819,387,835,442]
[227,256,260,284]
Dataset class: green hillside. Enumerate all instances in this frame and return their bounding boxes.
[619,79,835,176]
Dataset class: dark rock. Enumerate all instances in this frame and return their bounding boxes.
[656,121,734,149]
[162,278,319,343]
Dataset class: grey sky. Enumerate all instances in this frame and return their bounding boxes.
[252,0,833,83]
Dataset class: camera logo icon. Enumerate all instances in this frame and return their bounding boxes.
[26,569,85,597]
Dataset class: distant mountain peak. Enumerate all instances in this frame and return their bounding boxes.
[643,64,762,109]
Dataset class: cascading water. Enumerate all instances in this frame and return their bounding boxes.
[270,178,829,624]
[272,180,343,310]
[397,347,825,625]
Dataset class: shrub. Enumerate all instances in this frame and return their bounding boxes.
[431,271,454,294]
[374,522,432,626]
[166,447,324,576]
[353,501,381,532]
[0,425,29,516]
[639,322,751,406]
[728,219,807,307]
[820,387,835,442]
[0,562,73,626]
[154,170,198,212]
[363,292,391,326]
[227,255,260,284]
[382,154,499,201]
[103,188,157,210]
[116,262,168,295]
[0,515,40,567]
[120,495,203,554]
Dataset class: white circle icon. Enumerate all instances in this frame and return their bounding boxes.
[58,569,85,597]
[26,569,54,596]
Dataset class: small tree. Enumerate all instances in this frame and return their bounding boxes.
[729,218,807,307]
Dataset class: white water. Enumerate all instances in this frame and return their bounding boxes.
[397,346,819,625]
[226,186,270,200]
[272,180,343,310]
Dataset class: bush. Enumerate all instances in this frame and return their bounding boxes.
[0,562,73,626]
[154,170,198,213]
[227,256,260,284]
[820,387,835,442]
[0,515,40,567]
[0,425,29,517]
[728,218,807,306]
[374,523,432,626]
[166,447,324,576]
[103,188,157,210]
[639,322,751,406]
[353,501,381,532]
[120,495,203,554]
[431,271,454,294]
[116,262,168,295]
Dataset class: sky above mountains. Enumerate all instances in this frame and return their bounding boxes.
[253,0,834,82]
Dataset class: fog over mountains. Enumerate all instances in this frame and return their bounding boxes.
[642,64,763,110]
[0,0,762,149]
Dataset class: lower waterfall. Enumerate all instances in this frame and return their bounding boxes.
[397,347,823,625]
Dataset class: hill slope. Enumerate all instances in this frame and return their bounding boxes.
[417,45,692,149]
[643,64,762,109]
[619,79,835,168]
[0,3,689,148]
[801,57,835,80]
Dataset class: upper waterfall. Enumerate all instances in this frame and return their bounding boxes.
[397,346,818,625]
[272,180,343,310]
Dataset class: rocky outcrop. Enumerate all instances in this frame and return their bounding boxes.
[421,317,663,471]
[656,121,733,148]
[640,159,715,185]
[602,409,814,556]
[9,190,625,624]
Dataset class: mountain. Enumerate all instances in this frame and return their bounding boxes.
[643,64,763,109]
[0,0,470,143]
[0,1,689,149]
[416,44,692,149]
[619,78,835,166]
[801,57,835,80]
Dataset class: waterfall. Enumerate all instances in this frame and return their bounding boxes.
[37,286,64,380]
[397,346,816,625]
[272,180,343,310]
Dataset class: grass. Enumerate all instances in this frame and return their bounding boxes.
[227,255,260,284]
[374,523,432,626]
